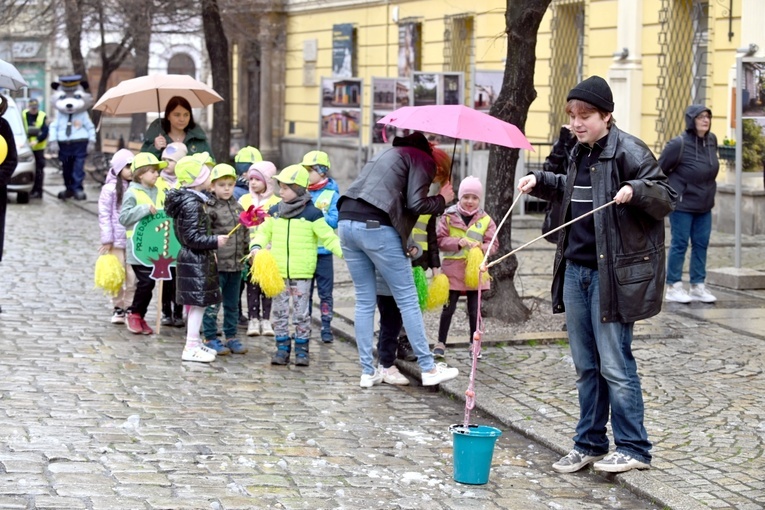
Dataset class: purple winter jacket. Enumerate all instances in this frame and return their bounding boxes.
[98,165,129,248]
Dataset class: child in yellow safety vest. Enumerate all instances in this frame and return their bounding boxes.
[118,152,168,336]
[239,161,281,337]
[435,176,499,358]
[302,150,340,343]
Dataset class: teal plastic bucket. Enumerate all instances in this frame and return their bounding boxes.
[450,424,502,485]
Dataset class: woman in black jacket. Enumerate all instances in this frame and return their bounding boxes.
[0,96,19,314]
[164,153,228,363]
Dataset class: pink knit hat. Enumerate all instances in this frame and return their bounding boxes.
[247,161,277,183]
[458,176,483,200]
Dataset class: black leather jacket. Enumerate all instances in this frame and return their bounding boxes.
[340,145,446,253]
[165,188,221,307]
[530,125,677,323]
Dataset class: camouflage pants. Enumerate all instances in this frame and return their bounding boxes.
[271,279,312,340]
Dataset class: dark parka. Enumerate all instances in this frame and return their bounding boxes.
[530,125,677,324]
[206,195,248,273]
[657,104,719,213]
[0,115,19,263]
[164,188,221,307]
[140,118,215,162]
[339,136,446,253]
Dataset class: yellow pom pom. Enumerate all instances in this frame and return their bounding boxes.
[250,249,285,297]
[465,246,484,288]
[94,254,125,297]
[425,273,450,311]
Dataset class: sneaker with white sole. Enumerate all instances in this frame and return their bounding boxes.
[246,319,261,336]
[421,363,459,386]
[182,346,216,363]
[593,451,650,473]
[260,319,275,336]
[552,449,607,473]
[664,282,692,303]
[111,308,125,324]
[359,368,383,388]
[689,283,717,303]
[432,342,446,358]
[381,366,409,385]
[198,344,218,358]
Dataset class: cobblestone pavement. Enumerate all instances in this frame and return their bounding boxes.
[0,178,657,508]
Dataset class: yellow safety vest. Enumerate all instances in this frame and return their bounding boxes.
[411,214,431,252]
[313,189,334,214]
[441,213,490,260]
[126,188,166,238]
[239,193,280,212]
[155,176,172,192]
[21,110,47,151]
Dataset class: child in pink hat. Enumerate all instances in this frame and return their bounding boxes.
[435,176,499,358]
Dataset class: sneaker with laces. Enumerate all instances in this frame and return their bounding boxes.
[396,336,417,362]
[260,320,275,337]
[552,449,607,473]
[381,366,409,385]
[111,308,125,324]
[139,318,154,335]
[689,283,717,303]
[160,314,173,327]
[421,363,459,386]
[593,451,650,473]
[247,319,261,337]
[433,342,446,358]
[665,282,692,303]
[359,368,384,388]
[126,312,143,334]
[204,338,231,355]
[182,346,216,363]
[226,338,248,354]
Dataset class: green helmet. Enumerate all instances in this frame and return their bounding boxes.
[210,163,237,182]
[274,164,309,188]
[301,150,331,169]
[131,152,168,173]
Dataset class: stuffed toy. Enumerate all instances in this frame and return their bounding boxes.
[47,74,96,201]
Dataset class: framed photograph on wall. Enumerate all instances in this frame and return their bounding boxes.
[320,77,363,139]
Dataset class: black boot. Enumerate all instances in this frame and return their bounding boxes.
[396,335,416,362]
[294,338,309,366]
[271,336,291,365]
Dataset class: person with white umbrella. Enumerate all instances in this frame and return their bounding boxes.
[140,96,214,162]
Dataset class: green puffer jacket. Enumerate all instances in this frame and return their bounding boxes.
[207,194,248,273]
[251,202,342,279]
[140,118,215,161]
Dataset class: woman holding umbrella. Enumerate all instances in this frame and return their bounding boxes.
[141,96,214,162]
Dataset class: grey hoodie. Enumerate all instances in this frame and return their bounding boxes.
[658,104,720,213]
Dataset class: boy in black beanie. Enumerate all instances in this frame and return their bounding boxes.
[518,76,677,474]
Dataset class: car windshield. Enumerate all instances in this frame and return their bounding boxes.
[1,96,26,138]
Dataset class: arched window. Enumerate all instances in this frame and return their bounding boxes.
[167,53,196,77]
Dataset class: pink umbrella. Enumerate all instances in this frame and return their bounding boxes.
[376,104,533,151]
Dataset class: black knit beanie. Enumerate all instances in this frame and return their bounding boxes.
[392,131,432,156]
[566,76,614,112]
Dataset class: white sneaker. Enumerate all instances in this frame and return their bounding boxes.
[359,368,383,388]
[247,319,261,336]
[665,282,691,303]
[689,283,717,303]
[182,346,216,363]
[381,366,409,385]
[422,363,459,386]
[198,344,218,357]
[260,319,275,336]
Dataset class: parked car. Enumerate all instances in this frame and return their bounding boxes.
[1,94,35,204]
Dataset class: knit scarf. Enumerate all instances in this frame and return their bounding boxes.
[276,193,312,219]
[308,178,329,191]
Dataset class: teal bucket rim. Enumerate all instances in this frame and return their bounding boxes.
[449,424,502,437]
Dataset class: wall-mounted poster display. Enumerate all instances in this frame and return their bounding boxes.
[320,77,362,138]
[370,77,412,145]
[332,24,355,78]
[411,72,464,145]
[398,22,420,78]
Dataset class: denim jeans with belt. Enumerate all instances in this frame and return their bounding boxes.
[563,261,652,464]
[666,210,712,285]
[338,220,435,375]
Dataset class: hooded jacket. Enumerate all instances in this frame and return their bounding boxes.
[530,125,677,323]
[309,177,340,256]
[98,164,129,249]
[339,134,446,253]
[119,182,163,266]
[207,194,248,273]
[657,105,719,213]
[140,118,215,162]
[436,206,499,291]
[164,188,221,307]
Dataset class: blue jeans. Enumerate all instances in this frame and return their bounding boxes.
[563,262,652,464]
[666,210,712,285]
[309,253,334,338]
[338,220,435,375]
[202,272,241,340]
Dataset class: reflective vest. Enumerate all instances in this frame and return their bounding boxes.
[411,214,431,252]
[155,176,173,192]
[21,110,47,151]
[239,193,280,212]
[441,213,490,260]
[126,188,166,238]
[313,189,334,214]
